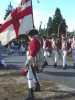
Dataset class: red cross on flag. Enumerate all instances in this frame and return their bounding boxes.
[0,0,34,45]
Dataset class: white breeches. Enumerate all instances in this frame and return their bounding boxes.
[27,65,34,88]
[44,50,49,57]
[61,50,67,67]
[27,65,38,89]
[72,50,75,63]
[44,50,48,61]
[52,50,58,63]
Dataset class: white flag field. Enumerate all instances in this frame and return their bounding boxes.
[0,0,34,45]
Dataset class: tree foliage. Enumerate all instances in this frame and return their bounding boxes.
[47,8,67,36]
[47,17,53,35]
[4,2,14,20]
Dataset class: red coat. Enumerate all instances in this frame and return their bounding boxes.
[57,40,62,50]
[46,40,51,48]
[29,37,41,57]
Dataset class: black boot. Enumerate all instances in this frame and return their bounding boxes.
[44,61,48,66]
[73,63,75,69]
[42,64,45,68]
[54,62,57,68]
[34,82,40,92]
[22,88,34,100]
[63,66,66,70]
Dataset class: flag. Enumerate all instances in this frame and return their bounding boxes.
[0,0,34,45]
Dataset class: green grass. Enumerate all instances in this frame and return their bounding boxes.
[58,54,72,61]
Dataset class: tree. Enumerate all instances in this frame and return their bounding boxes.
[52,8,63,34]
[47,17,53,36]
[47,8,67,36]
[4,2,14,20]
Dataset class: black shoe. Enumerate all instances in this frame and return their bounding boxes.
[12,51,14,54]
[34,83,40,92]
[22,52,23,55]
[44,61,48,66]
[22,88,34,100]
[42,64,45,68]
[54,62,57,68]
[73,63,75,69]
[63,67,66,70]
[8,52,11,55]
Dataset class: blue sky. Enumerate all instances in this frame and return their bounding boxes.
[0,0,75,32]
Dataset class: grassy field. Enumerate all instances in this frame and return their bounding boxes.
[0,70,75,100]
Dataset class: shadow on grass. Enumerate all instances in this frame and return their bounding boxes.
[44,92,75,100]
[35,89,75,100]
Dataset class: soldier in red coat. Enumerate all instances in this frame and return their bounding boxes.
[71,34,75,68]
[67,37,72,55]
[50,34,58,67]
[42,36,49,66]
[46,39,52,56]
[22,29,44,100]
[61,34,67,69]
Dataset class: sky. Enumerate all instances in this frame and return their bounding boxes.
[0,0,75,32]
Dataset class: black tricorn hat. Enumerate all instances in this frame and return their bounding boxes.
[26,29,39,36]
[50,34,57,38]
